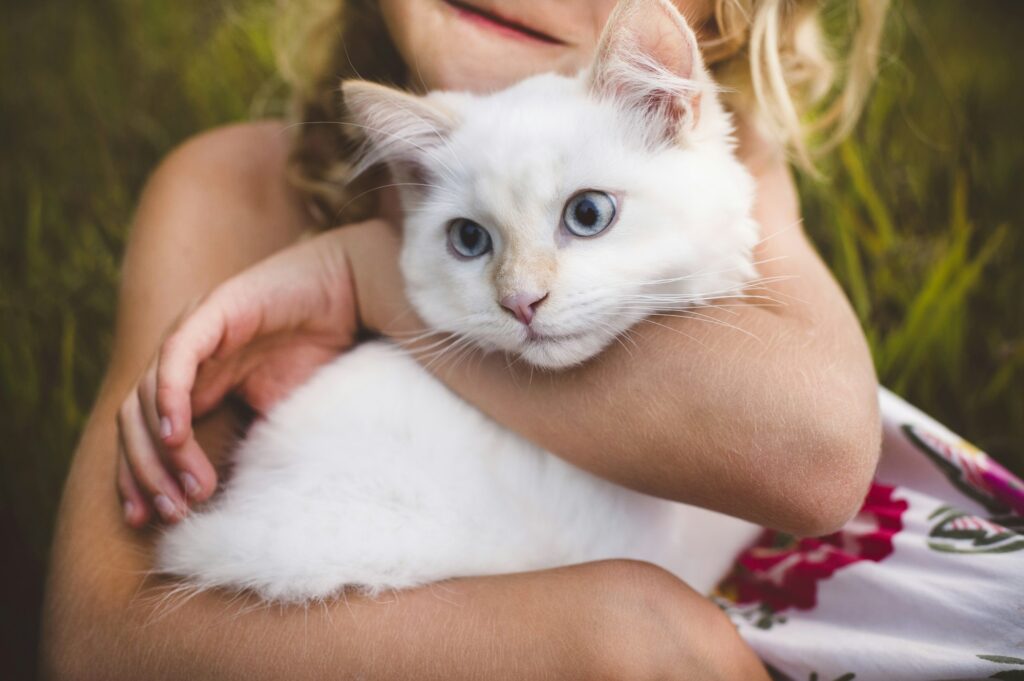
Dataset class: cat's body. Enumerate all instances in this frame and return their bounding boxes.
[158,342,760,602]
[157,0,763,602]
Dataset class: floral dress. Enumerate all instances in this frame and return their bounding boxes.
[715,389,1024,681]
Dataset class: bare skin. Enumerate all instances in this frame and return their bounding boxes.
[42,122,770,680]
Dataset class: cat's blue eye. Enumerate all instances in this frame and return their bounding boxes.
[448,219,492,258]
[562,190,617,238]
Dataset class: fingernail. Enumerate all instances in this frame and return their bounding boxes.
[180,472,201,499]
[123,500,135,523]
[160,416,172,439]
[154,494,179,520]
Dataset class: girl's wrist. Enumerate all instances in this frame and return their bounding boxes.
[334,219,419,338]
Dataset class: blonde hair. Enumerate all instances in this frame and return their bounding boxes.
[276,0,889,224]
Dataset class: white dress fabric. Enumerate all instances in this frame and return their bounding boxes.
[715,388,1024,681]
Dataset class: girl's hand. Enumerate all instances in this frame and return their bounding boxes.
[116,221,403,527]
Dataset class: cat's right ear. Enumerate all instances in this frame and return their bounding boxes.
[341,80,457,180]
[588,0,707,145]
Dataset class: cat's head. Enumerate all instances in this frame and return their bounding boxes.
[343,0,758,369]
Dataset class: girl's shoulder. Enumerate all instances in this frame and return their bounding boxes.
[143,120,314,240]
[162,120,290,182]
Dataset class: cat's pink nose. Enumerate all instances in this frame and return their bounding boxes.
[500,292,547,326]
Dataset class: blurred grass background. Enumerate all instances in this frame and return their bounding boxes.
[1,0,1021,677]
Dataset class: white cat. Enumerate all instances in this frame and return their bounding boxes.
[157,0,762,603]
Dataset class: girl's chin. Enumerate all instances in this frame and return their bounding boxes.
[422,13,571,92]
[425,50,559,93]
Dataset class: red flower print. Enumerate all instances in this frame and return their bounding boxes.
[718,483,908,612]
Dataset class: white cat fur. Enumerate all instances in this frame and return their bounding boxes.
[157,0,762,603]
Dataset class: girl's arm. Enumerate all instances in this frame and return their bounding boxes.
[354,153,881,537]
[44,122,766,680]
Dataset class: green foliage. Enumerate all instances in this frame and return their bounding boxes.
[799,1,1024,470]
[0,0,279,675]
[1,0,279,551]
[0,0,1020,676]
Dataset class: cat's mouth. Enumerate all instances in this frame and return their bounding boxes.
[442,1,566,46]
[511,324,615,369]
[524,328,586,345]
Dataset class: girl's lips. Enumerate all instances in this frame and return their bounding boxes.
[442,0,565,45]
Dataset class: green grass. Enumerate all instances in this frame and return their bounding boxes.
[799,2,1024,465]
[0,1,279,676]
[1,1,1021,677]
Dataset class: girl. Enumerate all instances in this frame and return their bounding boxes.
[43,1,1023,679]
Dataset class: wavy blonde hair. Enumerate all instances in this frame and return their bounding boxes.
[276,0,889,224]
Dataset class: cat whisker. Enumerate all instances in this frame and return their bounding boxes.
[397,332,459,356]
[334,120,463,184]
[334,181,455,221]
[133,579,209,627]
[589,300,761,343]
[603,323,636,358]
[589,256,794,303]
[397,53,471,176]
[426,581,462,607]
[688,300,788,314]
[388,100,470,178]
[617,291,790,309]
[615,277,798,306]
[280,121,458,186]
[451,342,484,375]
[611,297,787,322]
[432,335,477,374]
[650,310,761,343]
[340,39,367,82]
[421,334,479,373]
[636,317,710,349]
[751,217,805,249]
[432,335,479,368]
[741,281,808,306]
[620,254,786,289]
[388,310,492,340]
[503,346,535,374]
[625,271,796,296]
[333,45,471,182]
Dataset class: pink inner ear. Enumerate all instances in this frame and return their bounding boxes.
[626,2,694,81]
[589,0,704,141]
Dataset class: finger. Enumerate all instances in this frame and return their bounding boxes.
[117,446,152,528]
[166,436,219,504]
[138,363,218,503]
[138,362,163,440]
[155,298,231,447]
[117,393,187,523]
[191,354,243,418]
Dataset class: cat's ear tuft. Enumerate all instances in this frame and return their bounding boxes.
[342,80,458,181]
[589,0,707,144]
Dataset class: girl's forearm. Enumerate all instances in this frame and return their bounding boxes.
[350,164,880,536]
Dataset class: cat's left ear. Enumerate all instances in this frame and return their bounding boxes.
[589,0,707,144]
[342,80,458,181]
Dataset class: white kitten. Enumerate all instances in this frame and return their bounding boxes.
[157,0,761,603]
